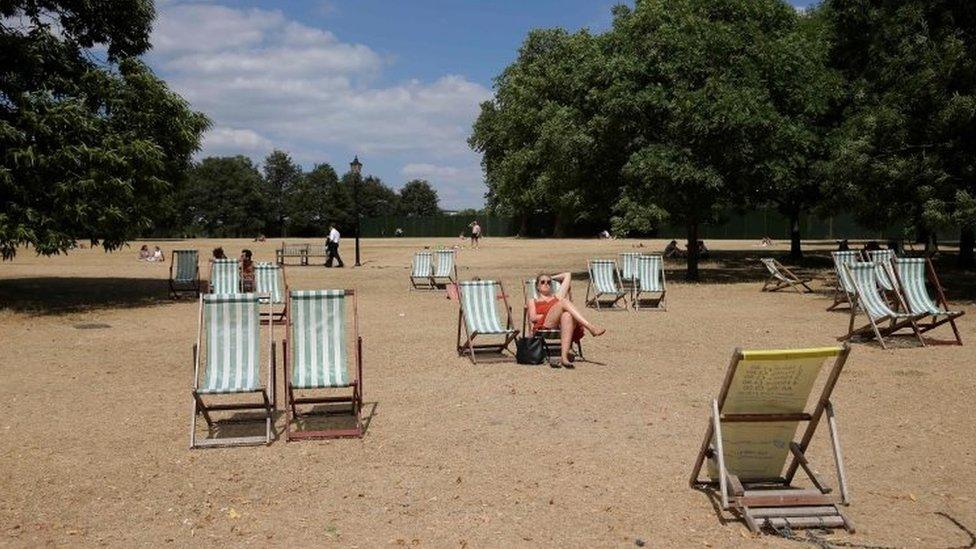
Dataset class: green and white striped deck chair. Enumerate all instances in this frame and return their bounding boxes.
[521,278,582,360]
[633,254,667,311]
[410,251,435,290]
[760,258,813,293]
[190,293,275,449]
[284,290,363,440]
[866,249,897,292]
[585,259,628,310]
[839,262,924,350]
[892,258,964,344]
[827,251,861,311]
[169,249,200,298]
[619,252,640,288]
[456,280,519,363]
[432,249,458,287]
[254,262,288,322]
[209,258,240,295]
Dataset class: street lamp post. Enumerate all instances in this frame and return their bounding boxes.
[350,156,363,267]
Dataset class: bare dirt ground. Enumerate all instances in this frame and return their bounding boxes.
[1,237,974,548]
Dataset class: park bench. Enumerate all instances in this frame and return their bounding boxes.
[276,243,310,266]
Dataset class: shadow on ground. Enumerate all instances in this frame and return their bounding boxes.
[0,277,172,314]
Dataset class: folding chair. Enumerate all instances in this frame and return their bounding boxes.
[432,249,458,288]
[169,249,201,299]
[254,262,288,323]
[283,290,364,440]
[209,258,240,295]
[190,293,275,449]
[866,249,898,294]
[839,262,925,349]
[892,258,964,345]
[521,278,583,361]
[690,345,855,534]
[456,280,519,364]
[826,251,860,311]
[585,259,628,310]
[409,251,436,290]
[760,258,813,294]
[619,252,641,290]
[633,254,667,310]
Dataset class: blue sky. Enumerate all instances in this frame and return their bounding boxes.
[148,0,816,209]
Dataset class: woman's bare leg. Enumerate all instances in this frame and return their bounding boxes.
[559,311,575,365]
[543,298,605,336]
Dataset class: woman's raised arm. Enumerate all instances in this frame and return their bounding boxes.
[555,272,571,299]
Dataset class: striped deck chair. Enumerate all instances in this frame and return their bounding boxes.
[254,262,288,323]
[866,249,897,293]
[209,258,240,295]
[284,290,363,440]
[633,254,667,310]
[169,249,201,298]
[432,249,458,287]
[827,251,861,311]
[760,258,813,293]
[892,258,964,344]
[521,278,582,360]
[690,346,855,534]
[190,293,275,449]
[409,251,436,290]
[839,262,924,349]
[619,252,640,289]
[585,259,628,310]
[456,280,519,363]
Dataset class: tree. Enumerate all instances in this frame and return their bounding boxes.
[263,150,301,237]
[823,0,976,266]
[398,180,441,216]
[357,175,399,217]
[180,157,268,237]
[286,163,341,236]
[0,1,208,259]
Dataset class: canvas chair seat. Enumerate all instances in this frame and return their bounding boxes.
[619,252,640,284]
[432,249,458,286]
[839,262,924,349]
[760,258,813,294]
[827,251,861,310]
[170,249,201,298]
[892,257,964,344]
[410,251,436,290]
[690,346,855,534]
[633,254,667,310]
[521,278,583,361]
[210,258,241,295]
[254,262,288,322]
[586,259,628,310]
[457,280,518,363]
[866,249,897,292]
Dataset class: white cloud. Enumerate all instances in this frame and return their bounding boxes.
[147,1,491,207]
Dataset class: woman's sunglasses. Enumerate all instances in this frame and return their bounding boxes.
[538,279,552,286]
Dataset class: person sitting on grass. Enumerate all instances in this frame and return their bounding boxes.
[137,244,150,261]
[150,246,165,262]
[664,239,682,258]
[527,272,605,368]
[240,249,255,291]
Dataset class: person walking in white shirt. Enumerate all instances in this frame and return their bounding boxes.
[326,223,344,267]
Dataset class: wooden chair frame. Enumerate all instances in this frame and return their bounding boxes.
[760,259,813,294]
[409,252,437,291]
[283,289,364,441]
[633,255,668,311]
[585,260,629,310]
[169,251,201,299]
[890,258,964,345]
[456,281,519,364]
[839,264,925,350]
[690,346,854,534]
[190,294,276,449]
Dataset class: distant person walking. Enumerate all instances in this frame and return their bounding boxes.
[326,223,344,268]
[469,220,482,249]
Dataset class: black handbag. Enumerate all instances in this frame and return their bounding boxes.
[515,334,546,365]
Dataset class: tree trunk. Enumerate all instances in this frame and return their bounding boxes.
[519,212,529,237]
[789,212,803,260]
[959,226,975,269]
[553,211,566,238]
[686,222,699,281]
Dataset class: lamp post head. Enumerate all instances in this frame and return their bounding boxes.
[350,156,362,176]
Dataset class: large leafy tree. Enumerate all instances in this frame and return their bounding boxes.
[262,150,301,237]
[397,179,441,217]
[357,175,399,217]
[0,0,209,258]
[823,0,976,266]
[180,156,267,237]
[286,163,341,236]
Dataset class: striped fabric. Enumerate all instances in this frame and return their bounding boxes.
[412,252,433,278]
[637,255,664,292]
[434,249,455,278]
[761,258,788,282]
[867,249,897,291]
[525,278,562,300]
[210,259,240,295]
[619,253,640,281]
[199,293,261,394]
[173,250,198,282]
[832,251,860,294]
[848,262,904,321]
[894,258,943,315]
[589,260,622,294]
[254,262,283,304]
[289,290,349,389]
[460,281,509,334]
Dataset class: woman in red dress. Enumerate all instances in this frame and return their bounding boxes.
[527,272,605,367]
